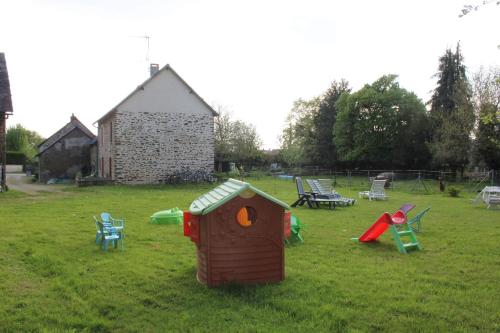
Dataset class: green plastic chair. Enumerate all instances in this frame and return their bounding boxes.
[407,207,431,233]
[286,214,304,244]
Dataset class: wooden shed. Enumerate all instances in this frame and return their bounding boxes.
[37,115,96,183]
[184,178,290,287]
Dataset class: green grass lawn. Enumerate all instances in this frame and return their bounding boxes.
[1,178,499,332]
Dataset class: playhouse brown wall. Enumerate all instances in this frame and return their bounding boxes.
[196,194,285,287]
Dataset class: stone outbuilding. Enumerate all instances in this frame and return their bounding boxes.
[37,115,96,183]
[95,64,217,184]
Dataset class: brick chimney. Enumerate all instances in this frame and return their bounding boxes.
[150,63,159,77]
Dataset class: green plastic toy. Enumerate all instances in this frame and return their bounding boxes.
[286,214,304,244]
[150,207,183,225]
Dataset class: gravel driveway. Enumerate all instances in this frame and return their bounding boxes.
[6,173,70,195]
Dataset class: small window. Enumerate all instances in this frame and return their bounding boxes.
[110,122,113,143]
[236,206,257,227]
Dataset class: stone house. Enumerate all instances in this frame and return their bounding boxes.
[95,64,217,184]
[37,115,96,183]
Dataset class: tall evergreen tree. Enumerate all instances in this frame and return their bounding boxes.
[428,43,474,175]
[310,80,350,168]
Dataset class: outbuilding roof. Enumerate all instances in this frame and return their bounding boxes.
[189,178,290,215]
[37,115,96,155]
[0,53,13,115]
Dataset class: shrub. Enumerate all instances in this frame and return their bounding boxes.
[6,151,26,165]
[448,186,461,197]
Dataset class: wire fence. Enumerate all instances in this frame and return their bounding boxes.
[262,168,500,194]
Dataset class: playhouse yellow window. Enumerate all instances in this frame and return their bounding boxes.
[236,206,257,227]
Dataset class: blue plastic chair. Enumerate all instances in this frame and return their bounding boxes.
[101,212,124,235]
[101,212,125,250]
[94,215,114,244]
[94,216,103,244]
[96,220,123,251]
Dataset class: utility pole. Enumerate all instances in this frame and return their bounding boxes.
[0,52,14,192]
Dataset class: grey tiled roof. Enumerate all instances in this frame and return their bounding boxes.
[38,116,96,155]
[0,53,13,115]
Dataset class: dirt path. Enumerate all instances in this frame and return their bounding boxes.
[6,173,70,195]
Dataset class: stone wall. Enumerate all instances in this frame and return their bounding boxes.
[98,116,114,179]
[103,111,214,184]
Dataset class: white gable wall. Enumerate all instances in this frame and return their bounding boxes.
[119,69,212,115]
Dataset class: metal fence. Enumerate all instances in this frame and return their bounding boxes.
[266,168,500,194]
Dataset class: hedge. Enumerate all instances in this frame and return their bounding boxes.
[6,151,26,165]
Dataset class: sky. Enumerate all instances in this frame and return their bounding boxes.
[1,0,499,149]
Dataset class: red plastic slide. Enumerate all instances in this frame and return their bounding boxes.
[357,212,393,242]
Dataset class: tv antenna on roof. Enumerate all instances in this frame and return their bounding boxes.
[129,34,151,63]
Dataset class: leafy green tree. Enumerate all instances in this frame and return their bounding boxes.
[428,44,474,174]
[214,106,263,169]
[6,124,44,161]
[472,67,500,169]
[279,98,319,166]
[334,75,431,169]
[214,106,232,170]
[230,120,263,166]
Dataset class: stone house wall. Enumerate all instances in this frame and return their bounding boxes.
[100,110,214,184]
[38,128,93,183]
[98,116,114,179]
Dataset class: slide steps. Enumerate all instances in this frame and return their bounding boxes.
[390,224,422,254]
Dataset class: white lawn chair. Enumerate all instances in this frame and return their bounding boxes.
[359,179,388,200]
[473,186,500,209]
[486,194,500,209]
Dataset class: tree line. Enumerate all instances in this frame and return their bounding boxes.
[7,44,499,175]
[279,44,500,174]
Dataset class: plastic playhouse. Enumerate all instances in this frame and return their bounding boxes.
[183,178,291,287]
[352,207,422,254]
